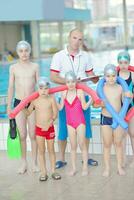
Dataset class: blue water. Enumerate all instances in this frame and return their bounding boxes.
[0,58,52,95]
[0,58,101,119]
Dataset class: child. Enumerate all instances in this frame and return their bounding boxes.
[24,77,61,181]
[117,51,134,167]
[7,41,39,174]
[99,64,132,177]
[57,71,92,176]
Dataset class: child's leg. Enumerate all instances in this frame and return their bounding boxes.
[28,112,38,172]
[101,125,113,177]
[128,117,134,167]
[114,127,125,175]
[67,125,77,176]
[77,124,88,176]
[122,132,127,168]
[16,111,27,174]
[36,136,47,175]
[46,139,55,174]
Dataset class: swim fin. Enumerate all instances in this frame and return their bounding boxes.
[9,119,17,139]
[7,119,22,159]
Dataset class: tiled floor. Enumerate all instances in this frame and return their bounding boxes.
[0,151,134,200]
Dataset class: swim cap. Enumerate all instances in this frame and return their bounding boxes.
[38,77,50,88]
[65,71,76,82]
[104,64,117,76]
[117,51,130,63]
[16,41,31,53]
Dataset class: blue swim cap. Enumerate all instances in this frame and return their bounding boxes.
[117,51,130,63]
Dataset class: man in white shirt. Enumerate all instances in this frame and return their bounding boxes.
[50,28,98,168]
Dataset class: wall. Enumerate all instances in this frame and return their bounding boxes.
[0,121,132,155]
[0,0,64,21]
[0,23,21,52]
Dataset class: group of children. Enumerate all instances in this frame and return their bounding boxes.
[24,51,133,181]
[7,40,133,181]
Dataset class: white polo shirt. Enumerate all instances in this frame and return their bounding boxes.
[50,47,93,79]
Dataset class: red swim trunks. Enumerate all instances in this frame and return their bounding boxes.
[35,125,55,140]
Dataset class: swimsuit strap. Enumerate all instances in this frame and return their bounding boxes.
[118,71,132,86]
[126,72,132,86]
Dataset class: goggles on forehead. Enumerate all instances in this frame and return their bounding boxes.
[38,77,50,88]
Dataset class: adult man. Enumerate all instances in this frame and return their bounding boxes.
[50,28,99,168]
[7,41,39,174]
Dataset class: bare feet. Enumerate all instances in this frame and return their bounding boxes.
[122,159,127,168]
[69,170,77,176]
[102,169,110,177]
[18,162,27,174]
[117,168,126,176]
[129,160,134,168]
[82,169,88,176]
[32,164,40,173]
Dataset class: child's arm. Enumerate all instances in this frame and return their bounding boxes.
[93,101,105,108]
[23,102,35,116]
[56,92,66,110]
[51,95,58,121]
[78,89,93,110]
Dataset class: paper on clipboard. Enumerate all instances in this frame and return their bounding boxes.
[80,75,101,82]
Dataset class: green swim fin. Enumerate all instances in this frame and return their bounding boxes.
[7,119,22,159]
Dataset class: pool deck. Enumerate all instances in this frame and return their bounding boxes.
[0,151,134,200]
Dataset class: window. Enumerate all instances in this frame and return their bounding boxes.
[40,23,60,53]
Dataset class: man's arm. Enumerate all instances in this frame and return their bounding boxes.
[86,70,99,83]
[50,71,65,84]
[7,65,15,115]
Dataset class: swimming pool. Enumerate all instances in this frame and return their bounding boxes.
[0,58,52,95]
[0,57,101,119]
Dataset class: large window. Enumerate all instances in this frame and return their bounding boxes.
[40,23,60,53]
[62,22,75,48]
[64,0,90,9]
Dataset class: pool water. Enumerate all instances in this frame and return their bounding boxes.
[0,58,52,95]
[0,57,101,119]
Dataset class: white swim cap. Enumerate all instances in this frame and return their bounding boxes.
[65,71,76,82]
[16,40,31,53]
[38,77,50,88]
[104,64,117,76]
